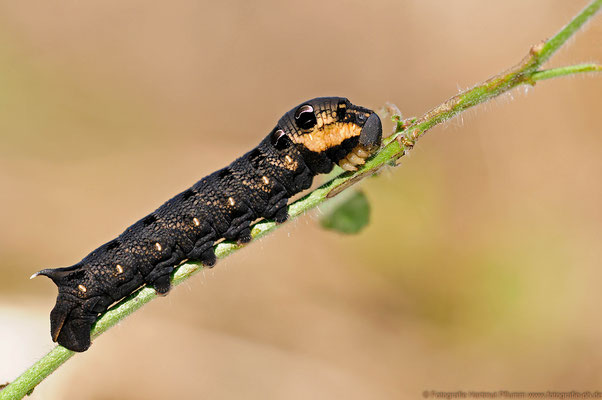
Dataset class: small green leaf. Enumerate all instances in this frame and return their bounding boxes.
[320,190,371,234]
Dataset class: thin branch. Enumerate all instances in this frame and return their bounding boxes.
[532,63,602,81]
[2,1,601,399]
[538,0,602,66]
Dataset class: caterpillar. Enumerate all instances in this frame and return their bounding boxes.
[33,97,382,352]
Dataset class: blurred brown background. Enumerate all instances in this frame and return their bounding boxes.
[1,1,601,399]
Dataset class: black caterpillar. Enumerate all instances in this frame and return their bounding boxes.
[34,97,382,352]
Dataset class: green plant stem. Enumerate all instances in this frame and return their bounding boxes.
[2,1,601,399]
[532,63,602,81]
[538,0,602,66]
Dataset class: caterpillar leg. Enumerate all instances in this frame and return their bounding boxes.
[262,184,289,223]
[274,206,289,223]
[147,246,185,295]
[265,197,289,223]
[152,274,172,296]
[198,247,217,267]
[224,203,255,244]
[188,242,217,267]
[187,229,218,267]
[235,227,252,244]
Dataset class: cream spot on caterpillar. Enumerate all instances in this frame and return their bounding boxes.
[78,284,87,293]
[262,176,270,185]
[228,197,236,206]
[282,155,298,171]
[116,264,124,274]
[193,217,200,226]
[155,242,162,251]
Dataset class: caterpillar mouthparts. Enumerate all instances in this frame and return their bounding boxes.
[338,145,371,171]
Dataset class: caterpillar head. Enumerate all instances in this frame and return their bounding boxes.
[32,264,102,352]
[271,97,382,174]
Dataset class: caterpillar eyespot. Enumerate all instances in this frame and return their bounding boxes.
[33,96,382,352]
[270,128,291,150]
[294,104,317,130]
